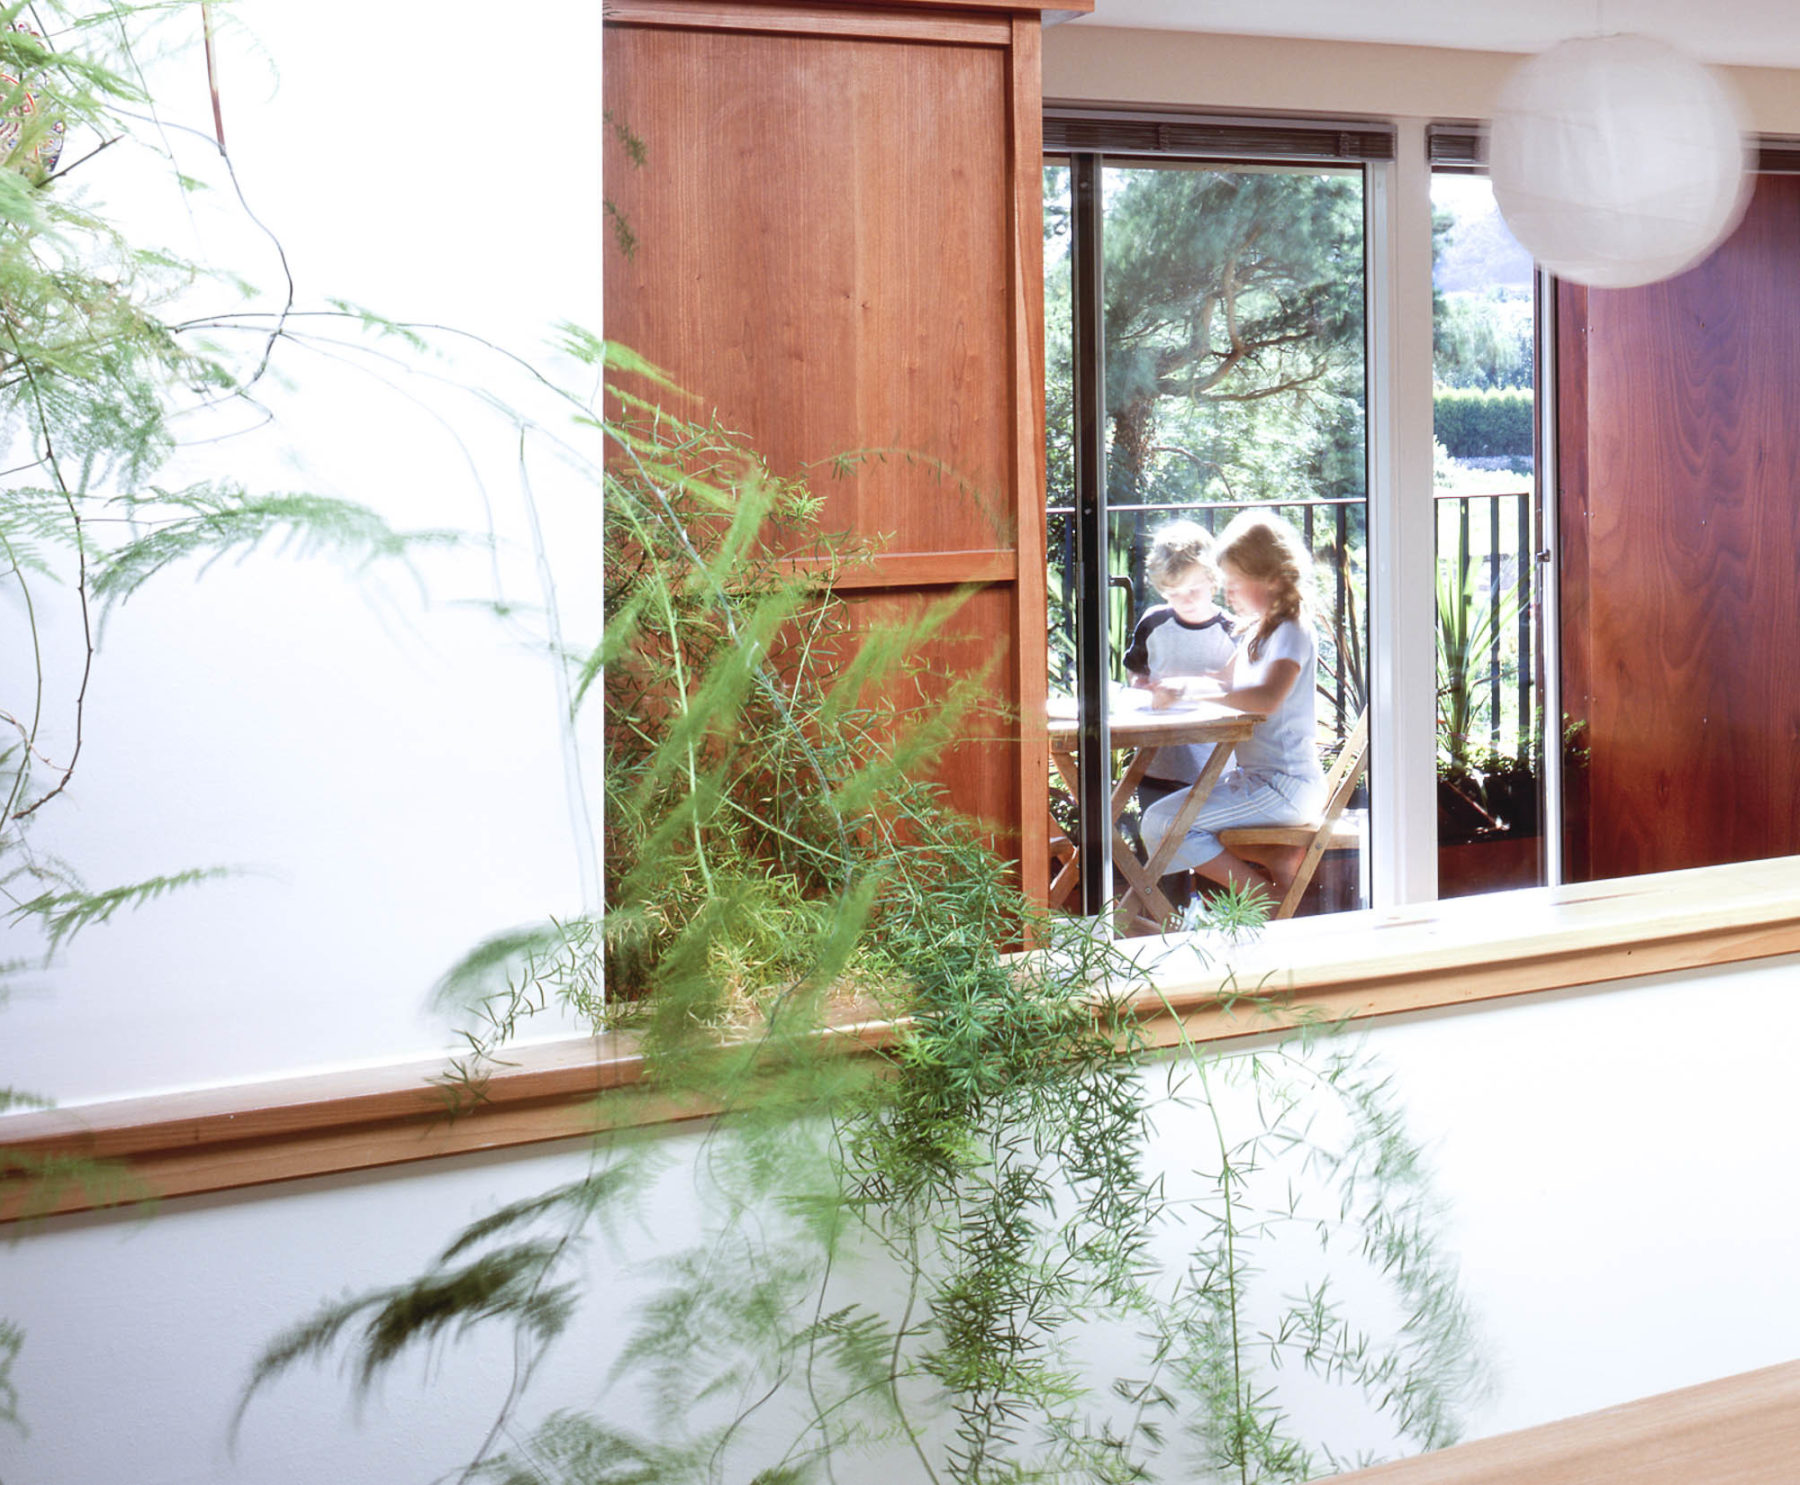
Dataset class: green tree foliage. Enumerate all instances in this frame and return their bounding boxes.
[1098,167,1365,509]
[1432,289,1533,392]
[1043,164,1369,701]
[1431,388,1533,460]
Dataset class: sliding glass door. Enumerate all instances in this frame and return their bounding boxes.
[1045,144,1372,929]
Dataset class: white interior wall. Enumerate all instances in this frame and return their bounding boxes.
[5,955,1798,1482]
[4,0,603,1104]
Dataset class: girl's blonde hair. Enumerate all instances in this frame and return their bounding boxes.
[1145,519,1220,593]
[1217,510,1311,660]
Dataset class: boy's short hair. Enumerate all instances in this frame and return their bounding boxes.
[1145,520,1220,592]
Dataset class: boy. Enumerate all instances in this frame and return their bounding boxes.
[1122,520,1236,809]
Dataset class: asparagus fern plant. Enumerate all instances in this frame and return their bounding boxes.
[245,349,1487,1483]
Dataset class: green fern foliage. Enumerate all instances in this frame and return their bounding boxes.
[0,4,448,935]
[9,868,228,954]
[0,5,466,1422]
[245,358,1486,1484]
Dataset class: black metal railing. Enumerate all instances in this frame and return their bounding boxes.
[1436,488,1536,758]
[1047,489,1537,756]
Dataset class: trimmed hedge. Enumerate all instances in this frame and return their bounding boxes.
[1434,387,1533,459]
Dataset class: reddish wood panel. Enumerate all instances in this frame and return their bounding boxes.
[1559,174,1800,880]
[610,0,1084,16]
[789,547,1019,590]
[1553,281,1593,883]
[604,9,1047,900]
[606,24,1014,553]
[840,582,1025,842]
[1006,14,1049,905]
[604,0,1015,45]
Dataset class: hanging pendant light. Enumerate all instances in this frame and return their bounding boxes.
[1489,33,1751,290]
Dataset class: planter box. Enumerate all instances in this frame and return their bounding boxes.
[1438,835,1543,899]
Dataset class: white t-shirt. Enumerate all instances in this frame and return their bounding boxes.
[1123,605,1237,784]
[1230,617,1324,786]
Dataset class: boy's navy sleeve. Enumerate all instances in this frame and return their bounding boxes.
[1122,612,1155,677]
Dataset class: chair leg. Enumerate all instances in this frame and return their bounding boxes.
[1225,842,1306,917]
[1275,841,1331,920]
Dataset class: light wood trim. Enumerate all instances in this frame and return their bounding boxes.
[1009,11,1050,907]
[1137,856,1800,1045]
[0,1021,896,1221]
[5,858,1796,1221]
[603,0,1014,46]
[1321,1359,1800,1483]
[7,1038,628,1161]
[789,547,1020,591]
[0,1039,631,1220]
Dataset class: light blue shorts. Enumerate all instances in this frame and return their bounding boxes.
[1139,769,1325,873]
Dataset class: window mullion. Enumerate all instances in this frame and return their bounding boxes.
[1365,120,1440,908]
[1069,152,1113,918]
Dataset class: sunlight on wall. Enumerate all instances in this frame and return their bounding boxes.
[5,0,603,1103]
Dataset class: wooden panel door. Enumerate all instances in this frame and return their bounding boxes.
[1558,172,1800,881]
[604,0,1054,900]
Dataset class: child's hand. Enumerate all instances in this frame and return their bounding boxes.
[1152,675,1224,709]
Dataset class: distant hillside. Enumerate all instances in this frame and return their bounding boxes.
[1435,197,1534,292]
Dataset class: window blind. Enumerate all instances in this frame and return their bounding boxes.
[1044,106,1395,163]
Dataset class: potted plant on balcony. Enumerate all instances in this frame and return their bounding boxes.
[1436,549,1542,896]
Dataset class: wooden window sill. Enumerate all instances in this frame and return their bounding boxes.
[5,857,1796,1220]
[1325,1357,1800,1484]
[1129,855,1800,1045]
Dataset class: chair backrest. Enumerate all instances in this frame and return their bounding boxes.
[1317,707,1370,828]
[1272,707,1369,919]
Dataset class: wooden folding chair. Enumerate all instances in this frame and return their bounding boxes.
[1218,708,1369,921]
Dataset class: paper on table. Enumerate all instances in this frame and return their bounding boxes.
[1046,686,1207,719]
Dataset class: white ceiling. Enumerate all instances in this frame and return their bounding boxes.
[1068,0,1800,70]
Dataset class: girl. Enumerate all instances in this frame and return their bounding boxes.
[1139,510,1325,903]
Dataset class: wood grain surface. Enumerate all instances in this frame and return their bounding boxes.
[1320,1358,1800,1484]
[606,26,1015,549]
[1553,280,1592,884]
[603,0,1014,45]
[609,0,1083,19]
[604,6,1047,897]
[7,857,1796,1221]
[787,547,1020,589]
[1007,13,1050,904]
[1558,173,1800,880]
[838,581,1027,848]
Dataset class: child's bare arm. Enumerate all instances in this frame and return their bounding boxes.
[1216,658,1300,714]
[1148,668,1229,708]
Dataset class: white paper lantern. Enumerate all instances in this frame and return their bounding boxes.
[1489,33,1752,290]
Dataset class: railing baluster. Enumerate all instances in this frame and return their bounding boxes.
[1489,494,1502,747]
[1518,487,1532,752]
[1336,502,1348,735]
[1045,492,1379,746]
